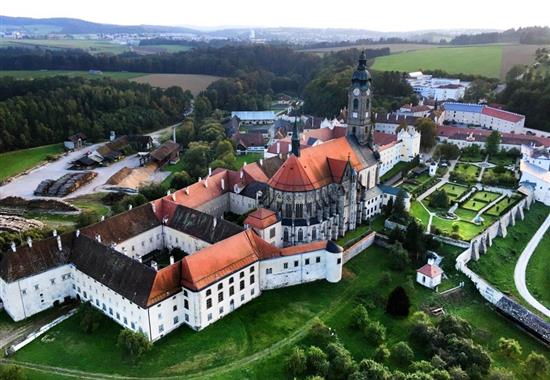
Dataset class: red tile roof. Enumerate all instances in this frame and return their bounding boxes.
[438,126,550,148]
[244,208,278,229]
[164,170,230,209]
[374,132,398,147]
[268,154,316,192]
[481,106,524,123]
[417,263,443,278]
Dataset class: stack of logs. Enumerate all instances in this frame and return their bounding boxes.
[34,172,97,197]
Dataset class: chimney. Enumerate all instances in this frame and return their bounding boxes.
[213,217,217,228]
[101,215,105,221]
[95,234,101,243]
[276,142,280,154]
[128,204,132,211]
[151,202,156,213]
[172,126,176,143]
[208,167,212,176]
[167,190,171,196]
[151,261,158,271]
[76,229,80,238]
[240,170,243,179]
[57,235,62,251]
[260,158,263,166]
[171,193,176,201]
[221,178,225,190]
[184,187,189,195]
[288,143,291,152]
[204,179,208,188]
[27,236,32,248]
[198,177,202,182]
[10,242,16,252]
[162,216,168,224]
[169,256,175,265]
[52,229,57,237]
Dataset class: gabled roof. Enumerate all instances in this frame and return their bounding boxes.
[231,111,275,121]
[81,203,161,245]
[71,235,157,308]
[244,208,278,230]
[443,102,484,113]
[374,132,398,147]
[268,155,315,192]
[417,263,443,278]
[150,141,180,162]
[327,158,349,183]
[481,106,525,123]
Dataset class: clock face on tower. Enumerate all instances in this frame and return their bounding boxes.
[352,88,360,96]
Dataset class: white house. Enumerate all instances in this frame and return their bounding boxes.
[407,73,468,101]
[416,259,443,289]
[443,103,526,133]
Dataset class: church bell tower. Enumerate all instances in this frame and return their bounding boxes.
[347,51,373,146]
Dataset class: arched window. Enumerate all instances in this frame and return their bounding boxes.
[284,229,289,242]
[312,227,317,240]
[297,229,303,242]
[353,98,359,111]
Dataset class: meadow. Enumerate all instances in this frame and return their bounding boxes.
[0,70,145,80]
[0,144,64,182]
[130,73,222,95]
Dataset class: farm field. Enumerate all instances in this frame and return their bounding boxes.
[134,44,192,54]
[130,73,222,95]
[0,70,146,80]
[298,43,437,54]
[0,38,131,54]
[11,241,550,380]
[0,144,64,182]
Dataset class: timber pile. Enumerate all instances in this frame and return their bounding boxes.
[34,172,97,197]
[0,197,79,212]
[0,214,44,233]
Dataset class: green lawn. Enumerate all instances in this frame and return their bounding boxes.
[462,197,491,212]
[410,200,430,226]
[0,70,145,80]
[472,190,501,203]
[372,45,503,78]
[453,163,480,177]
[234,153,263,169]
[485,196,522,217]
[459,152,485,163]
[0,144,64,182]
[488,154,517,166]
[439,183,469,202]
[380,161,412,183]
[14,242,550,380]
[0,39,132,54]
[525,231,550,309]
[469,204,550,305]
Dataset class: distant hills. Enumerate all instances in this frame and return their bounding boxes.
[0,16,200,35]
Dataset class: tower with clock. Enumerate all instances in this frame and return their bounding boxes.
[347,51,373,146]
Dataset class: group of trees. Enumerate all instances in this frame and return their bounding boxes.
[388,218,439,264]
[0,76,192,152]
[450,27,550,45]
[415,118,438,150]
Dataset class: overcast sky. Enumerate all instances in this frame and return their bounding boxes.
[2,0,548,32]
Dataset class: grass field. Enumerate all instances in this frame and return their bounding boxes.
[0,39,132,54]
[469,204,550,307]
[12,241,550,380]
[134,44,192,54]
[130,73,222,95]
[439,183,469,202]
[234,153,263,169]
[298,43,437,54]
[485,195,523,217]
[0,70,146,80]
[525,231,550,309]
[372,45,503,78]
[0,144,64,182]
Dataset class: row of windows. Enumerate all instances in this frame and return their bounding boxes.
[206,275,255,309]
[265,256,321,275]
[21,273,72,295]
[206,291,254,322]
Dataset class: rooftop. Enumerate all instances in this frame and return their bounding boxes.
[231,111,276,121]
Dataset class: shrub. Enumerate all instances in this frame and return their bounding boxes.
[78,302,102,334]
[363,320,386,345]
[391,341,414,365]
[117,329,152,362]
[306,346,330,377]
[373,344,390,363]
[524,351,549,379]
[350,304,369,330]
[386,286,411,317]
[286,346,307,377]
[497,337,522,359]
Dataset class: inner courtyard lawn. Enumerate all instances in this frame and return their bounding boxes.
[469,204,550,308]
[525,232,550,309]
[453,163,480,177]
[439,182,469,201]
[485,195,522,217]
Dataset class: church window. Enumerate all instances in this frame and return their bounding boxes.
[337,258,342,265]
[250,266,255,273]
[159,324,164,333]
[218,283,223,290]
[306,203,312,215]
[206,289,211,296]
[184,299,189,309]
[285,204,292,217]
[284,262,288,269]
[284,229,289,241]
[116,312,120,320]
[21,289,27,295]
[185,314,189,322]
[294,260,299,267]
[219,307,224,314]
[241,294,245,302]
[174,316,179,325]
[312,227,317,240]
[229,277,234,284]
[173,305,177,312]
[295,204,303,218]
[297,229,304,242]
[240,272,244,278]
[316,257,321,263]
[229,286,234,296]
[250,275,255,284]
[251,288,255,296]
[353,98,359,111]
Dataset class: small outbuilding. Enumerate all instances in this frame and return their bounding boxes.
[416,259,443,289]
[64,132,87,150]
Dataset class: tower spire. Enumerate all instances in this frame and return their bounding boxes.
[291,113,300,157]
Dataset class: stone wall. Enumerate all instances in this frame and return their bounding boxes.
[343,231,376,263]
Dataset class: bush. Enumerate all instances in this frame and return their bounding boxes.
[389,242,410,271]
[373,344,390,363]
[78,302,102,334]
[524,351,549,379]
[497,337,522,359]
[139,183,167,201]
[363,320,386,345]
[430,189,450,209]
[117,329,152,362]
[350,304,369,330]
[0,365,25,380]
[306,346,330,377]
[77,210,100,228]
[170,170,192,189]
[391,341,414,365]
[308,318,336,347]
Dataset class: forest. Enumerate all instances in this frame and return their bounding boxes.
[450,26,550,45]
[0,76,192,152]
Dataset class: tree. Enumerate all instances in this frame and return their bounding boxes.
[389,242,410,271]
[286,346,307,377]
[447,366,469,380]
[351,359,391,380]
[364,320,386,345]
[383,197,394,218]
[486,131,501,156]
[524,351,549,379]
[326,342,357,380]
[306,346,330,377]
[415,117,438,150]
[391,341,414,365]
[386,286,411,317]
[171,170,192,189]
[404,219,426,262]
[373,345,390,363]
[487,368,515,380]
[0,365,25,380]
[139,183,167,201]
[77,210,100,228]
[117,329,152,363]
[350,304,369,330]
[429,190,450,209]
[309,318,336,347]
[464,79,494,103]
[184,141,210,179]
[437,315,472,339]
[393,190,408,222]
[79,302,102,334]
[497,337,522,359]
